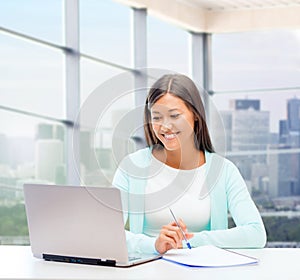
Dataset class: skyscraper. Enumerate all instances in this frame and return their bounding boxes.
[270,98,300,197]
[231,106,269,152]
[34,123,65,184]
[35,139,63,183]
[279,120,289,144]
[232,99,260,111]
[224,99,270,189]
[287,98,300,132]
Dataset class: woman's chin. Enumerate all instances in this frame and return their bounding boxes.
[162,142,181,151]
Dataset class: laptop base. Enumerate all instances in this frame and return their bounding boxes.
[43,254,116,267]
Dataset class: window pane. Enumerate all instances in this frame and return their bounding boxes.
[0,110,67,245]
[212,30,300,91]
[80,0,131,66]
[80,60,135,186]
[0,34,64,118]
[0,0,62,44]
[148,16,189,75]
[80,58,124,104]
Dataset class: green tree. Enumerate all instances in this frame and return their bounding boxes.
[0,204,29,236]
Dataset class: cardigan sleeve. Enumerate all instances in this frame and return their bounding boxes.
[189,160,267,249]
[112,161,159,255]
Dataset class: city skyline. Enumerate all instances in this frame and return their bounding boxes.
[1,96,300,179]
[1,90,300,139]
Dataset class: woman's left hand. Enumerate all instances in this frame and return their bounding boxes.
[155,219,194,254]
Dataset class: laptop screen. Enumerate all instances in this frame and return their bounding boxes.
[24,184,129,264]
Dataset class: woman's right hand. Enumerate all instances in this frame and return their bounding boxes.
[154,219,194,254]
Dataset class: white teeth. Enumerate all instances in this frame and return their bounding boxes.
[164,133,176,140]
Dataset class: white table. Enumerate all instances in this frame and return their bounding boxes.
[1,246,299,279]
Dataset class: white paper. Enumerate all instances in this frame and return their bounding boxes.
[162,245,258,267]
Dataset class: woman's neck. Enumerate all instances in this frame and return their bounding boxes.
[153,147,205,170]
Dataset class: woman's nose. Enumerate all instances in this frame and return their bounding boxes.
[161,119,172,130]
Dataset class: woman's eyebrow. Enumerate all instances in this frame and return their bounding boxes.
[152,108,179,114]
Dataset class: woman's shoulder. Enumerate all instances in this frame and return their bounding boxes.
[205,151,237,172]
[121,147,152,167]
[204,151,243,190]
[128,147,152,158]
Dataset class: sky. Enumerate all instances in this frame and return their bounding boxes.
[0,0,300,137]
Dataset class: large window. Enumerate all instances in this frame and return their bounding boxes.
[0,0,133,245]
[1,0,299,247]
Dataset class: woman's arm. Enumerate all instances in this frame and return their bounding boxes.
[113,164,160,254]
[189,160,267,249]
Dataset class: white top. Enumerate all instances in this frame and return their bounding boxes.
[144,155,211,237]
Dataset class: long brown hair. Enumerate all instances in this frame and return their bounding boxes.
[144,74,214,153]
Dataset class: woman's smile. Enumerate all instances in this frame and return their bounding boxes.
[162,132,179,141]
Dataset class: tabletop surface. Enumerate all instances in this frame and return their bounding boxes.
[1,246,299,280]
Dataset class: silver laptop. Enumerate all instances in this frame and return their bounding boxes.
[23,184,161,267]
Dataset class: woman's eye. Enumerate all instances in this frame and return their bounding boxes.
[170,114,180,118]
[152,116,161,121]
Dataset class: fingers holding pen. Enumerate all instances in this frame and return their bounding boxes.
[170,218,194,240]
[155,223,186,254]
[162,223,183,247]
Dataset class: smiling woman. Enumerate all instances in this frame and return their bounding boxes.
[112,73,267,255]
[144,74,213,170]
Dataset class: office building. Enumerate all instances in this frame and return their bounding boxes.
[279,120,289,144]
[272,99,300,197]
[231,99,260,111]
[231,109,269,152]
[36,123,65,141]
[279,98,300,147]
[35,139,64,183]
[218,99,270,184]
[287,98,300,132]
[269,144,300,197]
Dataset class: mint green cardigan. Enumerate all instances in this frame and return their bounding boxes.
[112,148,267,254]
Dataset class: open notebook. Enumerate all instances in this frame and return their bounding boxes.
[162,245,258,268]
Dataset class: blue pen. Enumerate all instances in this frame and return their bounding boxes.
[169,208,192,249]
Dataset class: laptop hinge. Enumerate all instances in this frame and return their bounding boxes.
[43,254,116,266]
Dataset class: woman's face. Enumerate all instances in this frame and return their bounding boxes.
[150,93,195,151]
